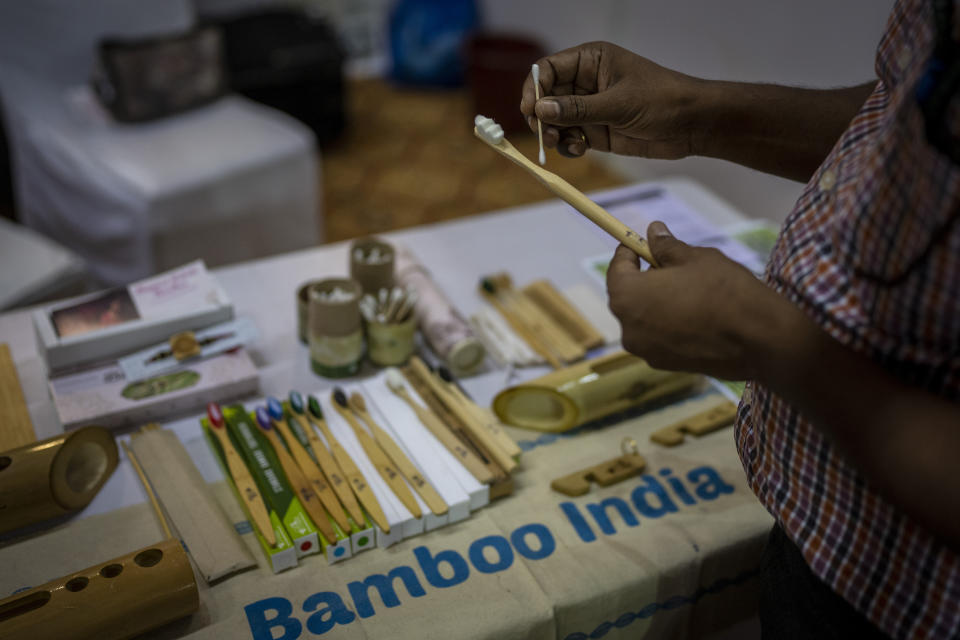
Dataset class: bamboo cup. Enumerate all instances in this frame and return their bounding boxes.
[0,427,118,534]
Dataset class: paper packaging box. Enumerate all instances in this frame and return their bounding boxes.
[33,260,233,372]
[201,418,297,574]
[50,350,259,431]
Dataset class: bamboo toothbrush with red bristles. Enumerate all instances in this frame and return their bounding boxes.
[206,402,276,546]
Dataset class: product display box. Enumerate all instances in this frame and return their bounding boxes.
[33,261,234,372]
[50,349,259,431]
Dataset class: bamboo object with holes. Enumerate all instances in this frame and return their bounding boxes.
[474,122,657,266]
[0,538,198,640]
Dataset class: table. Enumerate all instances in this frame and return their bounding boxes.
[0,177,773,640]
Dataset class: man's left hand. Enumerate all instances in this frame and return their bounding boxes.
[606,221,792,380]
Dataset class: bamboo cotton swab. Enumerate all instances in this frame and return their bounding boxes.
[532,63,545,165]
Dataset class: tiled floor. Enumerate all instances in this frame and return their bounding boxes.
[320,79,626,242]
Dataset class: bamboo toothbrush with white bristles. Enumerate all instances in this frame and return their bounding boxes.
[473,114,658,266]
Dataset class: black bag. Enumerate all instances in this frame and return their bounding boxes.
[211,9,346,146]
[92,26,228,123]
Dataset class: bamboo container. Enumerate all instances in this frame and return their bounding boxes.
[0,538,198,640]
[0,427,118,534]
[492,351,701,433]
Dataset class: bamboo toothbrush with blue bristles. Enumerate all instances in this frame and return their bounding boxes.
[473,114,657,266]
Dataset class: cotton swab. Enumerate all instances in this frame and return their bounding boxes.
[532,63,546,165]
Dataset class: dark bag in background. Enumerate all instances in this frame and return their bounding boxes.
[210,9,346,147]
[92,26,228,123]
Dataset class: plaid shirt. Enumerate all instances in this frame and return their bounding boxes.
[736,0,960,637]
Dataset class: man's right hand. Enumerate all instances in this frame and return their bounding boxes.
[520,42,705,159]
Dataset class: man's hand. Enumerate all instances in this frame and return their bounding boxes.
[520,42,703,159]
[520,42,876,180]
[606,221,796,380]
[608,222,960,546]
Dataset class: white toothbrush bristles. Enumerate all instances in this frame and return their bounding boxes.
[474,115,504,145]
[532,64,545,165]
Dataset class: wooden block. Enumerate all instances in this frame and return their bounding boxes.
[650,402,738,447]
[522,279,605,350]
[0,343,35,451]
[551,453,646,497]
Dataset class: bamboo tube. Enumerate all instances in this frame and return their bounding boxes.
[0,538,198,640]
[493,351,701,432]
[0,427,118,534]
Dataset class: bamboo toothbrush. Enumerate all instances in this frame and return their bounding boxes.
[532,63,546,165]
[308,394,390,533]
[473,114,657,266]
[384,368,495,484]
[332,388,422,518]
[347,392,448,516]
[206,403,276,546]
[409,357,518,473]
[254,406,337,542]
[266,397,351,533]
[436,365,522,459]
[479,277,563,368]
[289,391,367,527]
